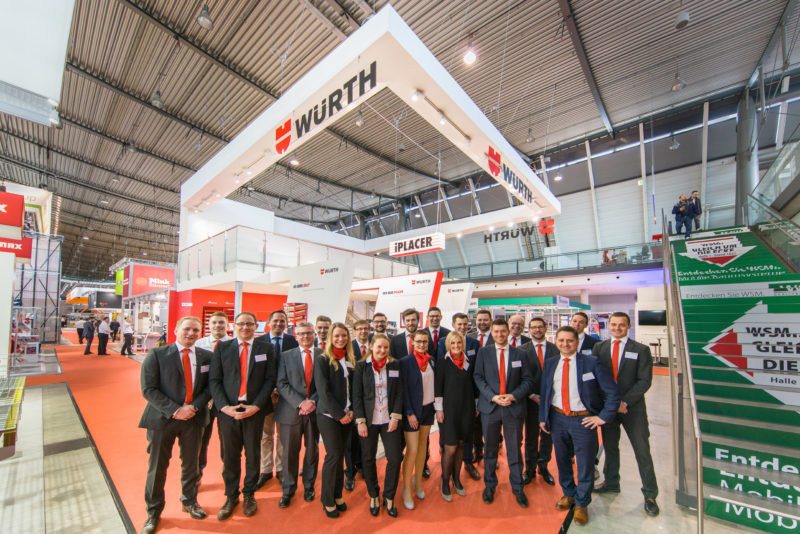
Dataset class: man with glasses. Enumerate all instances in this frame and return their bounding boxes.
[423,306,450,361]
[210,312,277,520]
[370,312,388,342]
[352,320,371,359]
[507,315,530,348]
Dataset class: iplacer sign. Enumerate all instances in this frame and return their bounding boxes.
[390,232,445,257]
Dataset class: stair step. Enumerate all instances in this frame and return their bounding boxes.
[696,398,800,426]
[703,433,800,461]
[704,457,800,487]
[699,415,800,449]
[695,380,800,404]
[703,484,800,523]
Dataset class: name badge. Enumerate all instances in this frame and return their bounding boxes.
[511,360,522,368]
[200,365,210,373]
[582,349,592,355]
[467,349,476,356]
[254,353,267,362]
[582,371,595,381]
[625,352,638,360]
[388,370,399,378]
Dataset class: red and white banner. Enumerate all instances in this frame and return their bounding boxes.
[123,264,176,297]
[353,272,443,330]
[0,235,32,263]
[0,191,25,239]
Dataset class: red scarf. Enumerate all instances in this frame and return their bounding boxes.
[333,347,347,360]
[372,356,387,372]
[413,349,430,372]
[450,351,465,370]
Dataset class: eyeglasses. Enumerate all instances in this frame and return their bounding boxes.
[355,327,370,331]
[295,331,315,336]
[235,322,256,327]
[412,339,428,344]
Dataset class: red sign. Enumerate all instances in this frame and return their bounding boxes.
[0,192,24,239]
[487,146,501,177]
[122,266,131,298]
[129,265,175,297]
[275,119,291,154]
[538,218,555,235]
[0,236,32,262]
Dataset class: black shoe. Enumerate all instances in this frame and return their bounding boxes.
[257,472,273,488]
[474,451,483,463]
[538,466,555,486]
[323,505,340,518]
[181,502,207,519]
[279,495,291,508]
[464,463,480,481]
[335,501,347,512]
[243,495,257,517]
[369,497,380,516]
[344,477,355,491]
[514,490,529,508]
[422,465,431,479]
[140,515,159,534]
[217,497,239,520]
[384,498,398,517]
[304,488,315,502]
[482,488,494,504]
[593,482,621,494]
[523,470,535,485]
[644,498,660,516]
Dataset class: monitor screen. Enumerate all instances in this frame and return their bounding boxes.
[638,310,667,326]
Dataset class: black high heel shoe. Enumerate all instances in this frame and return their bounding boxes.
[369,497,380,516]
[323,504,339,518]
[384,497,398,518]
[335,500,347,512]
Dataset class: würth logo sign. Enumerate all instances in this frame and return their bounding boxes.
[274,61,378,154]
[486,145,533,204]
[389,232,445,257]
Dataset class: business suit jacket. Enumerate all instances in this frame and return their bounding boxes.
[592,338,652,410]
[210,338,277,413]
[468,329,494,348]
[508,334,531,347]
[473,345,532,419]
[423,326,451,358]
[256,332,298,357]
[539,353,619,430]
[520,340,557,395]
[389,329,433,359]
[139,344,213,429]
[275,346,321,425]
[352,358,403,426]
[314,355,353,421]
[578,334,598,355]
[398,354,435,419]
[437,335,480,362]
[352,339,370,360]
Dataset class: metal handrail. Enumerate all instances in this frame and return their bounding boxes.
[746,193,800,242]
[662,215,704,533]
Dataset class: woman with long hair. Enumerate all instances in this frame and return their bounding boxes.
[314,322,356,518]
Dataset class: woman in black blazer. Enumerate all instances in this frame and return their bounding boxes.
[314,322,356,518]
[353,333,403,518]
[399,330,435,510]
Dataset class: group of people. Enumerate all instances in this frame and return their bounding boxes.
[672,190,703,238]
[77,316,135,356]
[138,307,660,533]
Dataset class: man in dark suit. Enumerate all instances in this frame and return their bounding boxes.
[468,309,494,348]
[255,310,297,487]
[473,318,533,508]
[83,316,96,354]
[389,308,432,359]
[520,317,556,485]
[423,306,450,360]
[690,190,702,230]
[210,312,277,520]
[139,316,212,534]
[352,320,371,359]
[507,315,530,348]
[369,312,388,342]
[593,312,659,516]
[276,321,320,508]
[570,312,598,355]
[539,326,619,526]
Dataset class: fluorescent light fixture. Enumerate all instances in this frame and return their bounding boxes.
[99,199,109,205]
[197,4,213,30]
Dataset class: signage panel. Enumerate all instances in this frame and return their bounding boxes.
[0,235,32,263]
[115,269,124,295]
[128,265,176,297]
[389,232,445,257]
[286,260,354,326]
[0,191,24,239]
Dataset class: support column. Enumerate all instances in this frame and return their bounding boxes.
[580,288,589,305]
[584,140,602,248]
[735,88,759,225]
[700,102,709,229]
[638,123,648,241]
[234,281,243,318]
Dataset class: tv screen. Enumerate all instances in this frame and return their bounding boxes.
[638,310,667,326]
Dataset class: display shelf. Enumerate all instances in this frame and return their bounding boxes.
[0,377,25,461]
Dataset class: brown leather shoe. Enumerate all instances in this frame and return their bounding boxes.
[573,505,589,525]
[555,495,575,510]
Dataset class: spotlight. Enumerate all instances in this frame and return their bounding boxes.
[197,4,213,30]
[507,221,514,228]
[355,111,364,127]
[463,37,477,65]
[553,174,563,182]
[151,90,164,109]
[669,136,680,151]
[289,158,299,166]
[457,233,463,238]
[671,73,687,92]
[439,112,447,125]
[411,90,423,102]
[526,128,534,143]
[675,10,690,30]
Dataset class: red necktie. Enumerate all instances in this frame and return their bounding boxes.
[433,329,438,348]
[612,340,621,381]
[511,337,516,347]
[181,348,193,404]
[479,334,485,347]
[361,344,366,358]
[408,334,413,355]
[238,341,248,399]
[498,348,506,395]
[562,357,571,415]
[537,344,544,369]
[304,349,313,397]
[213,339,220,351]
[320,340,326,350]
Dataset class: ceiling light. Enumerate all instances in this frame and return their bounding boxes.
[554,174,563,182]
[464,136,471,147]
[411,90,423,102]
[457,233,463,238]
[151,90,163,109]
[463,35,477,65]
[439,112,447,125]
[244,168,253,175]
[414,211,421,218]
[197,4,213,30]
[234,178,240,184]
[355,111,364,127]
[671,73,686,92]
[82,235,89,240]
[526,128,534,143]
[488,226,494,231]
[669,136,680,151]
[141,251,148,256]
[112,176,120,183]
[214,191,222,198]
[192,209,199,213]
[99,199,109,205]
[507,221,514,228]
[398,143,406,151]
[675,10,690,30]
[289,157,299,166]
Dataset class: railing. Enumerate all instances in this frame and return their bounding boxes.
[442,241,662,280]
[178,226,268,283]
[662,213,704,533]
[752,120,800,206]
[745,193,800,272]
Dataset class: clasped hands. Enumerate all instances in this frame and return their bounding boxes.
[173,404,197,420]
[298,399,316,415]
[491,393,516,406]
[220,403,261,419]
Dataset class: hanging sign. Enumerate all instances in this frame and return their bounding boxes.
[389,232,445,257]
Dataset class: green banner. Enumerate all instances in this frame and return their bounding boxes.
[115,269,123,295]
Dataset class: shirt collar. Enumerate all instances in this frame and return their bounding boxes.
[237,337,253,346]
[495,343,509,350]
[175,342,194,354]
[611,336,629,345]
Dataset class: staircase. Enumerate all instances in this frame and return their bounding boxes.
[666,223,800,533]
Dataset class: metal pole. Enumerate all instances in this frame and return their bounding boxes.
[234,281,243,318]
[735,88,759,225]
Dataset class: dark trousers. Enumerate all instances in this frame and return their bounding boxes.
[97,333,109,354]
[317,414,351,507]
[84,334,94,354]
[345,424,362,480]
[199,409,217,475]
[524,398,552,473]
[279,414,320,496]
[550,410,598,507]
[144,419,203,516]
[217,411,266,498]
[481,408,524,493]
[600,408,658,499]
[463,411,484,463]
[76,328,84,343]
[359,423,403,500]
[111,327,119,341]
[694,215,701,230]
[675,216,692,237]
[121,333,134,355]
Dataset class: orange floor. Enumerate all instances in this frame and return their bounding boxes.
[32,333,568,533]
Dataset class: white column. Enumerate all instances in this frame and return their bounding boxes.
[584,140,602,249]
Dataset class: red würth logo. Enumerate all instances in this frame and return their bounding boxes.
[275,119,291,154]
[487,146,501,177]
[538,218,555,235]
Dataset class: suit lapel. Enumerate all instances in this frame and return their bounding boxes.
[168,344,184,390]
[619,340,634,375]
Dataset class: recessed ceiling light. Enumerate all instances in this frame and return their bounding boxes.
[507,221,514,228]
[488,226,494,231]
[554,174,563,182]
[411,90,423,102]
[289,158,299,166]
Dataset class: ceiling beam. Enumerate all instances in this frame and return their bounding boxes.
[748,0,800,86]
[274,161,396,199]
[556,0,613,136]
[299,0,347,40]
[59,211,177,240]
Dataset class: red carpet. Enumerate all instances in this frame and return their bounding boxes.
[32,332,567,533]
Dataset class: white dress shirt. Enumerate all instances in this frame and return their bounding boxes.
[370,358,390,425]
[99,321,111,334]
[122,321,134,334]
[477,331,490,347]
[195,334,232,351]
[495,343,510,384]
[551,353,588,412]
[174,342,197,387]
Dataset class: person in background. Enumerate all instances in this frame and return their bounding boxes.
[83,316,96,355]
[195,312,232,480]
[370,312,388,341]
[570,312,597,356]
[353,333,403,517]
[120,316,135,356]
[507,315,530,348]
[97,316,111,355]
[315,315,332,351]
[470,310,494,348]
[672,194,696,238]
[423,306,450,361]
[76,317,85,344]
[315,322,356,518]
[352,320,371,359]
[110,317,120,342]
[690,190,702,230]
[434,331,476,502]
